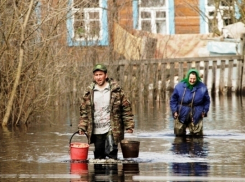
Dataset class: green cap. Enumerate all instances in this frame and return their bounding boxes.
[93,64,107,73]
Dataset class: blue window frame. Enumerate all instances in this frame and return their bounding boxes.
[67,0,109,46]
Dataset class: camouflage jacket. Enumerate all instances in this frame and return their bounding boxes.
[78,78,134,144]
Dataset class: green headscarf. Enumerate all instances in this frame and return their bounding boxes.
[181,69,202,90]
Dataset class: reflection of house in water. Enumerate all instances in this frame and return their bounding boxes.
[171,137,209,176]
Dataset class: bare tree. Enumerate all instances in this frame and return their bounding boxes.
[0,1,74,126]
[2,0,35,126]
[0,0,115,126]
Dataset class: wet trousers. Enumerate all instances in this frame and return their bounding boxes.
[92,132,118,159]
[174,115,203,136]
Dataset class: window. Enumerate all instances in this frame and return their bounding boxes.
[138,0,168,34]
[67,0,108,46]
[205,0,235,33]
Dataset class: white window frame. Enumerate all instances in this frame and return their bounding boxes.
[71,3,102,41]
[67,0,108,46]
[138,0,168,34]
[205,1,234,33]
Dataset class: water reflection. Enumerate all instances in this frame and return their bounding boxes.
[70,161,88,174]
[70,162,89,182]
[123,163,139,182]
[92,164,119,181]
[122,163,139,174]
[69,162,139,182]
[171,137,209,177]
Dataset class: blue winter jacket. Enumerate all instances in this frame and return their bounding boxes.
[170,82,210,125]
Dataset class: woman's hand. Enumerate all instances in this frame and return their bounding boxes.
[174,112,178,119]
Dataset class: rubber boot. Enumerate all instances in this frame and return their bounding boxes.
[94,151,106,159]
[107,149,118,160]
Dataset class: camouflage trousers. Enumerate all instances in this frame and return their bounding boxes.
[174,118,203,136]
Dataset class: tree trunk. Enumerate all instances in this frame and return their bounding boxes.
[2,0,34,126]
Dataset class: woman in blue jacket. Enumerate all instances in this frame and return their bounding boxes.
[170,69,210,136]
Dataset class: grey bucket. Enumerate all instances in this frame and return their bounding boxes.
[120,140,140,158]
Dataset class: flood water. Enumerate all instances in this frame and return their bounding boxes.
[1,95,245,181]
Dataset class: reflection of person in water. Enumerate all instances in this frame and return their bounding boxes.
[171,137,209,176]
[91,163,139,181]
[92,164,122,181]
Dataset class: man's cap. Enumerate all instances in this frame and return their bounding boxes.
[93,64,107,73]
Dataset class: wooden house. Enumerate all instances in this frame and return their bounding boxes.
[63,0,241,60]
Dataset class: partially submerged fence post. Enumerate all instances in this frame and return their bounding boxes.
[241,33,245,95]
[119,60,126,88]
[211,60,217,95]
[160,62,167,100]
[203,60,209,86]
[236,58,243,95]
[227,59,233,95]
[168,62,175,92]
[178,62,184,81]
[219,59,226,95]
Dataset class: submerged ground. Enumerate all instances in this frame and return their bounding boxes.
[1,95,245,181]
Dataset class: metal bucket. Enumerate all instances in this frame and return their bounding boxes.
[120,140,140,158]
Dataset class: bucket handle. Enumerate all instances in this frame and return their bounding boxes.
[69,129,89,145]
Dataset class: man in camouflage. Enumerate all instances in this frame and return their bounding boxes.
[78,64,134,159]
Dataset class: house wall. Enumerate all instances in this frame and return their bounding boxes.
[116,0,133,30]
[174,0,200,34]
[46,0,206,64]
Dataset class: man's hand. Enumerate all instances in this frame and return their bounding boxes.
[126,129,134,133]
[78,128,85,135]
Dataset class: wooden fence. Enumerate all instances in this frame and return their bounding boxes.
[77,55,245,103]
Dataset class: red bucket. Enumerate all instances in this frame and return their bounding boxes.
[70,162,88,174]
[69,131,89,160]
[70,142,89,160]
